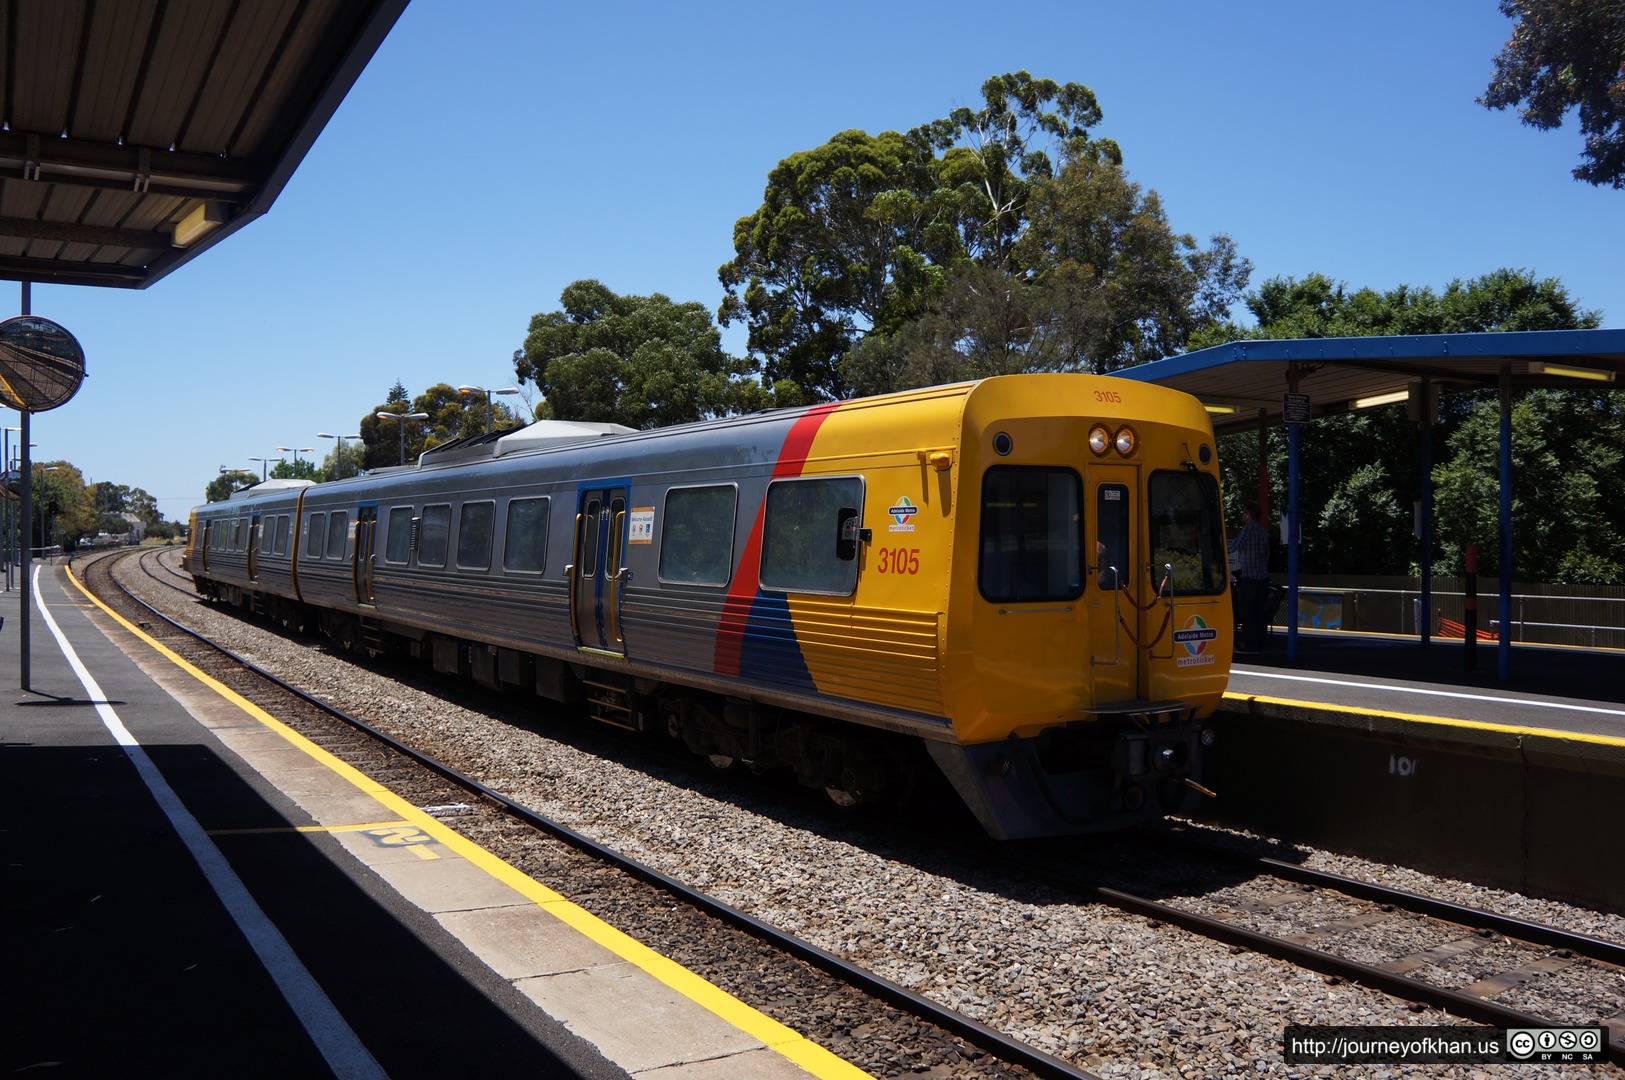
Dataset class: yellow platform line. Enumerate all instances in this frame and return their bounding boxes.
[1222,689,1625,749]
[68,565,873,1080]
[209,820,421,836]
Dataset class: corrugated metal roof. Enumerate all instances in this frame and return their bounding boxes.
[1118,328,1625,435]
[0,0,407,288]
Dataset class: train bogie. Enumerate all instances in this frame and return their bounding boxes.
[186,374,1231,838]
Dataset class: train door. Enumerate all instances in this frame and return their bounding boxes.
[247,512,262,582]
[1086,464,1140,704]
[353,504,378,604]
[569,486,629,656]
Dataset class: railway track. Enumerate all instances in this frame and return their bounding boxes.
[997,832,1625,1068]
[84,546,1625,1075]
[78,547,1099,1080]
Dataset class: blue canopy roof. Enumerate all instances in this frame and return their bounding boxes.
[1117,328,1625,435]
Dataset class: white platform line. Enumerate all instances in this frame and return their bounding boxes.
[33,567,387,1080]
[1235,667,1625,718]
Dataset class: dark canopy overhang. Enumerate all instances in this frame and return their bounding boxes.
[1118,329,1625,436]
[1117,327,1625,678]
[0,0,408,289]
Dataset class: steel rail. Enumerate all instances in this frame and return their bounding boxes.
[88,548,1103,1080]
[994,838,1625,1069]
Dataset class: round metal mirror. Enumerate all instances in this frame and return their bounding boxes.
[0,315,86,412]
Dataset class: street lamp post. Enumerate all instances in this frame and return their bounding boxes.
[375,411,429,466]
[248,456,272,481]
[317,433,361,480]
[276,446,316,475]
[457,384,520,434]
[2,426,19,589]
[37,466,59,552]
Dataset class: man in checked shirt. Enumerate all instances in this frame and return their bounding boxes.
[1228,503,1272,652]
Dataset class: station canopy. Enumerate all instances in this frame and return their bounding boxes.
[0,0,407,289]
[1118,328,1625,436]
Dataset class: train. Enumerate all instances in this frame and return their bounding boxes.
[184,374,1233,839]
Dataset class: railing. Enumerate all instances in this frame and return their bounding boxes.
[1271,575,1625,649]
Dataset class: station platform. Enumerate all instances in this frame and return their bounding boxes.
[0,565,862,1080]
[1210,627,1625,912]
[1224,627,1625,741]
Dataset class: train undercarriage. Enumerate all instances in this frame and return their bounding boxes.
[194,581,1212,836]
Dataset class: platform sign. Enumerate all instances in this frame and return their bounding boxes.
[1282,393,1311,424]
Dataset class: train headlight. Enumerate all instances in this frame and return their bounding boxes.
[1088,425,1111,455]
[1200,727,1217,748]
[1114,426,1137,456]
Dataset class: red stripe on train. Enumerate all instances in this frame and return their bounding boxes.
[713,403,841,676]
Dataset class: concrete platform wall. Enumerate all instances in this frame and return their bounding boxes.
[1197,704,1625,912]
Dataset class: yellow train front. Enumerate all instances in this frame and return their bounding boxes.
[184,373,1230,839]
[785,374,1230,837]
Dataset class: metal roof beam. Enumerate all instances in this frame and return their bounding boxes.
[0,130,260,198]
[0,214,169,250]
[0,254,149,287]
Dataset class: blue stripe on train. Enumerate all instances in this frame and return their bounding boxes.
[734,591,815,692]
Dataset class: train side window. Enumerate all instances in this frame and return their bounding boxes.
[659,485,736,586]
[326,511,348,560]
[235,519,245,551]
[760,476,863,596]
[419,504,451,567]
[457,501,495,570]
[1148,471,1226,594]
[978,466,1083,603]
[259,519,274,554]
[503,497,549,573]
[384,507,414,564]
[272,515,290,556]
[305,513,326,560]
[580,498,601,577]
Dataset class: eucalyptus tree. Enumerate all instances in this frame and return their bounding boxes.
[723,71,1249,399]
[721,71,1141,400]
[1481,0,1625,188]
[518,279,772,428]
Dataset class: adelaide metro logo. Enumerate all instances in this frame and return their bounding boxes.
[1173,614,1218,666]
[888,496,918,533]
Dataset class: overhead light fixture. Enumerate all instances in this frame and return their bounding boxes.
[172,201,227,247]
[1203,404,1237,415]
[1530,361,1615,383]
[1352,389,1409,410]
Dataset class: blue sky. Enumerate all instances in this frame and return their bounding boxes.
[10,0,1623,523]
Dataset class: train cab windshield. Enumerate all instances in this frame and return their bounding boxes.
[1147,470,1226,594]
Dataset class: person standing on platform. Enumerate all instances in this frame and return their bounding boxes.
[1229,503,1271,652]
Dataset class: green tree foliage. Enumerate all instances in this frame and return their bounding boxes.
[319,440,367,481]
[29,461,95,549]
[1480,0,1625,188]
[360,403,428,470]
[1202,269,1611,581]
[270,457,320,481]
[90,482,163,526]
[357,383,521,469]
[517,279,772,428]
[718,129,945,399]
[1434,390,1625,582]
[845,154,1250,394]
[207,470,260,503]
[722,72,1245,399]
